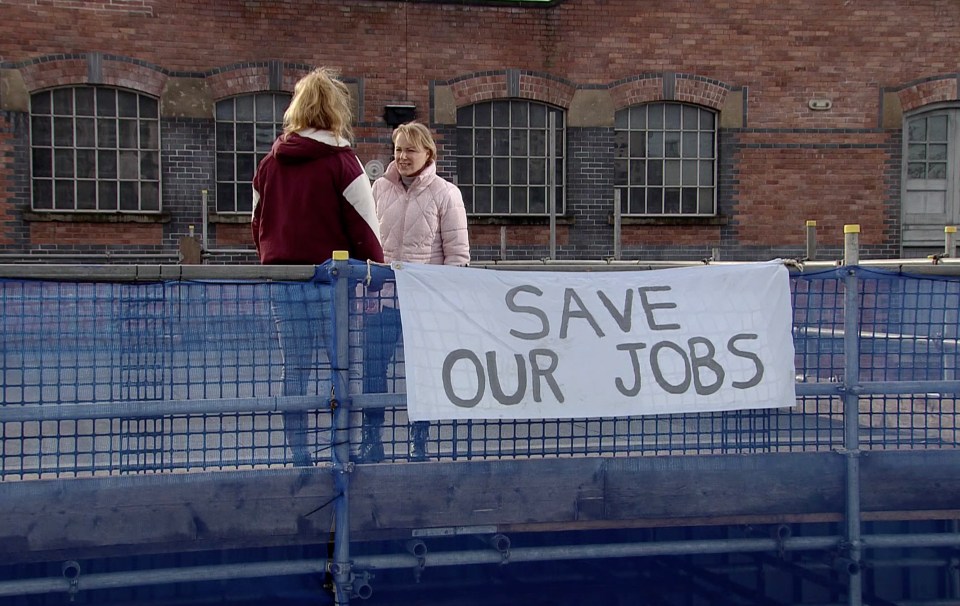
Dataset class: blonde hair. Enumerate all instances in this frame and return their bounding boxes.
[392,121,437,165]
[283,67,354,142]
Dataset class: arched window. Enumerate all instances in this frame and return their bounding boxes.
[30,86,160,212]
[215,93,290,214]
[902,108,956,248]
[614,102,716,216]
[456,100,565,216]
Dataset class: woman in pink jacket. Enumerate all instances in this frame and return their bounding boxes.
[361,122,470,462]
[373,122,470,266]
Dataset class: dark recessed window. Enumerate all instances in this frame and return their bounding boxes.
[215,93,290,214]
[31,87,160,212]
[614,102,716,217]
[456,100,564,216]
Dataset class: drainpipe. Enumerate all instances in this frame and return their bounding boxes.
[548,113,557,260]
[613,189,622,261]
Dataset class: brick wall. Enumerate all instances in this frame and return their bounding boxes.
[1,0,958,262]
[566,127,615,259]
[161,118,213,245]
[0,112,30,250]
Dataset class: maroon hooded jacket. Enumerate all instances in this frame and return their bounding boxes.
[252,129,384,265]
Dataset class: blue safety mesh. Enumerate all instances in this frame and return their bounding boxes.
[855,268,960,448]
[2,264,959,480]
[1,270,337,479]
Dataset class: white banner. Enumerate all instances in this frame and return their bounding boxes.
[393,262,796,422]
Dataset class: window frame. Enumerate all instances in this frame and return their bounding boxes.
[614,102,717,218]
[456,99,566,217]
[901,105,960,249]
[214,92,291,215]
[29,86,162,214]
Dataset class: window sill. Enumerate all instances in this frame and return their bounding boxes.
[608,215,728,226]
[468,215,575,226]
[23,210,171,224]
[208,213,251,224]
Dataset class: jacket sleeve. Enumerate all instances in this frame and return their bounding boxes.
[342,156,385,263]
[438,182,471,266]
[371,177,385,211]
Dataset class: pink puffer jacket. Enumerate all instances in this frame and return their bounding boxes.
[372,160,470,266]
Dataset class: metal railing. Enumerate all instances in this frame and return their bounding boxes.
[2,237,960,605]
[1,258,959,478]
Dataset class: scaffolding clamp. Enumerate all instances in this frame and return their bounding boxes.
[327,559,352,578]
[406,539,428,581]
[489,533,512,564]
[62,561,81,601]
[350,570,374,600]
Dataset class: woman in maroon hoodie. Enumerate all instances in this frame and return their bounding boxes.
[252,67,383,265]
[252,66,384,467]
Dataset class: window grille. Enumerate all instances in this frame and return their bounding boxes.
[30,87,161,212]
[902,108,960,248]
[614,102,716,216]
[456,100,565,216]
[906,113,948,180]
[215,93,290,214]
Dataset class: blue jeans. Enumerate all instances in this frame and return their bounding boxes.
[272,281,333,466]
[362,306,402,399]
[361,306,429,459]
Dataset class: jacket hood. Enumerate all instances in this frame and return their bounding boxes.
[272,129,352,164]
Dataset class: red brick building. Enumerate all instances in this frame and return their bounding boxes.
[1,0,958,263]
